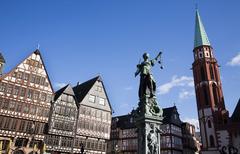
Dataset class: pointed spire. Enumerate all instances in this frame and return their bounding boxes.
[194,10,211,48]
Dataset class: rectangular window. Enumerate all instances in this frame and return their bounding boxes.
[17,72,23,79]
[30,74,36,83]
[35,76,41,84]
[2,99,9,110]
[6,84,13,94]
[33,91,40,100]
[40,77,45,85]
[20,87,26,97]
[61,94,67,101]
[37,108,43,116]
[99,97,105,105]
[3,118,11,129]
[11,119,17,130]
[67,95,73,102]
[19,121,26,131]
[40,92,46,101]
[9,101,16,111]
[65,108,70,116]
[27,89,33,99]
[89,95,95,103]
[55,106,61,114]
[23,73,29,80]
[13,86,20,95]
[29,105,36,115]
[0,82,6,92]
[23,105,30,114]
[26,122,33,133]
[46,94,52,103]
[16,103,22,112]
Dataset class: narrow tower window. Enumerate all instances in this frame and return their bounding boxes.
[201,66,206,81]
[212,84,218,105]
[209,65,214,80]
[209,135,215,147]
[208,120,212,128]
[203,86,209,105]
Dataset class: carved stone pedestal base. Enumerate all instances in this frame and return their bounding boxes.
[136,114,162,154]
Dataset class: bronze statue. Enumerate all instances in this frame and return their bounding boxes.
[135,52,162,99]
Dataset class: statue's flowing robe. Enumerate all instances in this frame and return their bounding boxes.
[138,60,156,98]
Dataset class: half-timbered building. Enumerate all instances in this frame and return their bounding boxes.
[45,84,78,153]
[73,76,112,154]
[108,106,200,154]
[0,50,54,154]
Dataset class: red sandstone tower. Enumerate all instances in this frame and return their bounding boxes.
[192,10,230,153]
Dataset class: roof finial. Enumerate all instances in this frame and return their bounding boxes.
[37,43,40,50]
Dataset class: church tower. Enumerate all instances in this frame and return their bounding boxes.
[192,10,230,153]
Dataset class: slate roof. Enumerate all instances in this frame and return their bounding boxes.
[0,53,5,63]
[231,99,240,122]
[73,76,100,103]
[112,106,182,129]
[194,10,211,48]
[112,114,135,129]
[162,106,182,126]
[53,84,69,101]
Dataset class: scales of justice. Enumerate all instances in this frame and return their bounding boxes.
[132,51,164,154]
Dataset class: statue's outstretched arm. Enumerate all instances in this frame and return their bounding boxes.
[154,52,162,61]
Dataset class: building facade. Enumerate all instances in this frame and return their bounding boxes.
[108,106,200,154]
[0,50,113,154]
[181,123,201,154]
[0,50,54,154]
[45,85,78,153]
[73,76,112,154]
[161,106,183,154]
[192,10,240,153]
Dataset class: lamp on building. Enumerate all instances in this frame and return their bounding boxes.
[114,144,120,154]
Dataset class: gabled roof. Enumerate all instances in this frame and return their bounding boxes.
[112,114,135,129]
[0,53,5,63]
[163,106,182,126]
[231,99,240,122]
[0,49,54,93]
[54,84,69,101]
[73,76,100,103]
[194,10,211,48]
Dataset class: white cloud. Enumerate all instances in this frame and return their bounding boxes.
[179,89,195,99]
[182,118,200,131]
[54,82,67,89]
[158,76,194,95]
[227,53,240,66]
[124,86,133,91]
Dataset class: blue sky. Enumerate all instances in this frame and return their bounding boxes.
[1,1,240,128]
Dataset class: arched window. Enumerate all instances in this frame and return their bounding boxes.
[209,65,214,80]
[201,66,206,81]
[208,120,212,128]
[203,86,209,105]
[212,84,218,105]
[210,135,215,147]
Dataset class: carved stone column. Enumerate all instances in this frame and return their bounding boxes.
[133,97,163,154]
